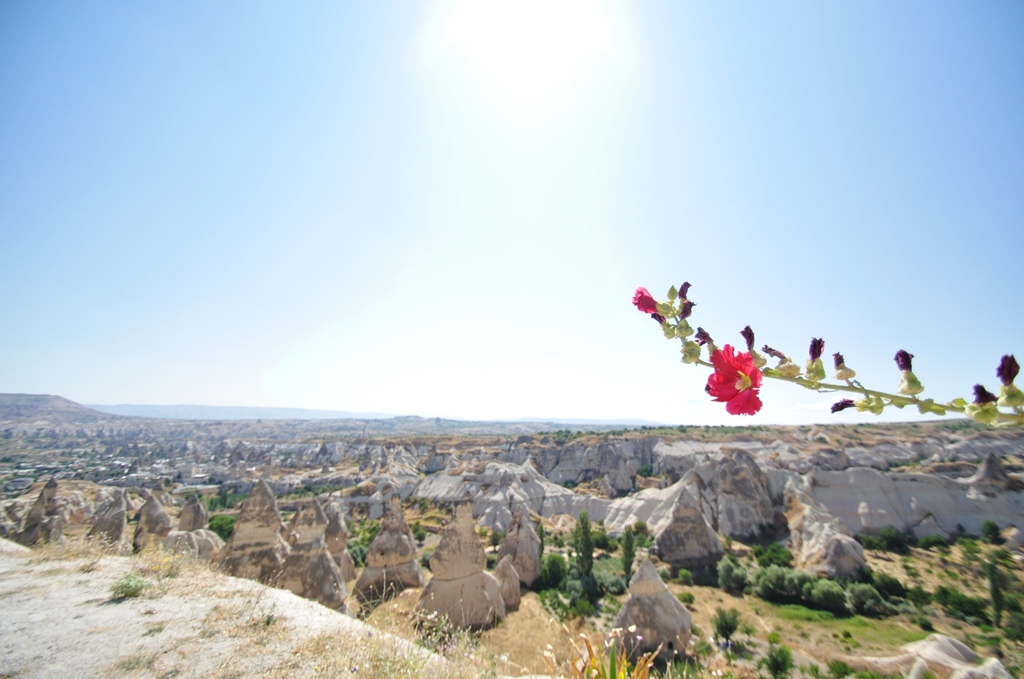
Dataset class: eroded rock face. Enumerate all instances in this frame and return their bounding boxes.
[88,488,129,553]
[494,555,521,613]
[684,449,774,539]
[324,501,357,581]
[353,496,424,604]
[279,500,349,611]
[415,503,506,630]
[611,558,692,661]
[178,495,208,532]
[133,494,173,552]
[785,486,866,579]
[218,479,291,583]
[654,482,723,571]
[15,478,65,546]
[163,529,224,561]
[496,504,541,587]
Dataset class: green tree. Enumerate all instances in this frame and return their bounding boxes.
[982,520,1002,544]
[987,553,1005,627]
[490,528,505,549]
[621,525,636,579]
[712,606,740,644]
[575,511,594,578]
[758,643,793,679]
[536,521,545,556]
[718,555,748,594]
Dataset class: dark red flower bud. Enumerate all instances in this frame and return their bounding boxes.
[762,345,787,361]
[973,384,998,404]
[997,355,1019,386]
[651,313,666,324]
[632,287,658,314]
[740,326,755,352]
[809,338,825,362]
[831,399,856,413]
[894,350,914,372]
[679,300,695,319]
[679,282,691,301]
[694,327,713,346]
[833,353,845,370]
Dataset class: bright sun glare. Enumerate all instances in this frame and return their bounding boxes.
[441,0,616,110]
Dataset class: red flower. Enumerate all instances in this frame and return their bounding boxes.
[706,344,763,415]
[632,287,658,314]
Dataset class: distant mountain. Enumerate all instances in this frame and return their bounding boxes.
[85,404,396,421]
[0,394,112,423]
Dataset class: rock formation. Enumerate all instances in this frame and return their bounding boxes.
[88,488,130,553]
[218,479,291,583]
[353,496,424,604]
[495,504,541,587]
[785,484,866,578]
[611,557,692,661]
[324,501,357,581]
[132,494,173,552]
[163,529,225,561]
[682,448,775,539]
[279,499,349,611]
[653,483,723,571]
[494,555,521,612]
[415,502,506,630]
[16,478,65,546]
[178,494,208,531]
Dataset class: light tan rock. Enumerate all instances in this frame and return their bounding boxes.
[654,483,723,571]
[133,494,173,552]
[353,496,424,604]
[494,555,521,612]
[15,478,65,547]
[178,495,208,532]
[88,488,129,553]
[785,488,866,578]
[218,480,291,583]
[496,504,541,587]
[415,503,506,630]
[279,500,349,611]
[324,502,357,581]
[611,558,692,661]
[163,529,224,561]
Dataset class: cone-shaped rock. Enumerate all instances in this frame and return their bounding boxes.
[133,494,173,552]
[279,499,349,611]
[16,478,65,546]
[324,501,357,581]
[163,529,225,561]
[415,502,506,630]
[655,484,723,571]
[611,558,692,661]
[218,480,290,583]
[178,495,208,532]
[89,488,129,553]
[494,555,521,613]
[966,452,1022,490]
[496,504,541,587]
[353,496,424,605]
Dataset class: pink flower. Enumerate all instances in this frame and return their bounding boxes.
[705,344,763,415]
[632,287,658,314]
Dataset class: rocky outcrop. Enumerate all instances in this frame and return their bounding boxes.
[163,529,224,561]
[218,480,291,583]
[683,448,774,539]
[279,500,349,611]
[88,488,129,553]
[858,634,1011,679]
[494,555,521,612]
[353,496,424,604]
[132,495,173,552]
[178,495,208,531]
[611,558,692,661]
[653,481,723,571]
[965,452,1023,491]
[415,503,506,630]
[785,485,866,578]
[15,479,64,546]
[495,504,541,587]
[324,501,357,581]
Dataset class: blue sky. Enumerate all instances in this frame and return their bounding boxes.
[2,1,1022,425]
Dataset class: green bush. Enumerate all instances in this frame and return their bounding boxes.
[596,571,626,596]
[110,572,149,600]
[981,520,1002,545]
[753,543,794,569]
[934,586,989,622]
[871,572,906,601]
[207,514,236,542]
[807,579,848,616]
[916,535,948,551]
[711,606,740,643]
[348,543,368,567]
[678,591,695,605]
[753,566,815,604]
[411,521,427,543]
[675,568,693,586]
[827,660,853,679]
[420,548,434,569]
[636,464,653,478]
[857,526,912,554]
[906,585,932,607]
[758,643,794,679]
[847,583,887,616]
[538,553,567,590]
[718,555,748,594]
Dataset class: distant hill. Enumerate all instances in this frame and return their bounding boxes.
[0,394,111,423]
[86,404,395,421]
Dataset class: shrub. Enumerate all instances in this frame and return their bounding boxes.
[620,525,636,578]
[348,543,367,568]
[711,606,740,643]
[827,660,853,679]
[111,572,149,600]
[871,572,906,601]
[758,643,794,679]
[657,567,671,582]
[675,568,693,586]
[916,535,948,551]
[420,548,434,569]
[207,514,236,542]
[753,566,815,604]
[754,543,794,569]
[718,555,748,594]
[982,520,1002,545]
[678,591,695,605]
[574,512,594,578]
[847,583,887,616]
[906,585,932,607]
[538,553,567,590]
[878,526,910,553]
[637,464,653,478]
[918,617,934,631]
[934,586,989,621]
[596,571,626,596]
[592,529,616,552]
[411,521,427,543]
[807,579,848,616]
[632,520,648,535]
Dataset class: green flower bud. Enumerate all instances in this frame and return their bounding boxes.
[750,349,767,369]
[804,358,826,383]
[965,402,999,425]
[680,341,702,364]
[667,285,678,301]
[674,321,694,339]
[775,358,801,378]
[656,301,675,318]
[916,399,946,416]
[854,396,885,415]
[997,383,1024,408]
[897,370,924,395]
[662,322,677,339]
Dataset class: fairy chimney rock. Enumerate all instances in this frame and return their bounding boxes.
[496,504,541,587]
[178,495,208,532]
[132,494,173,552]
